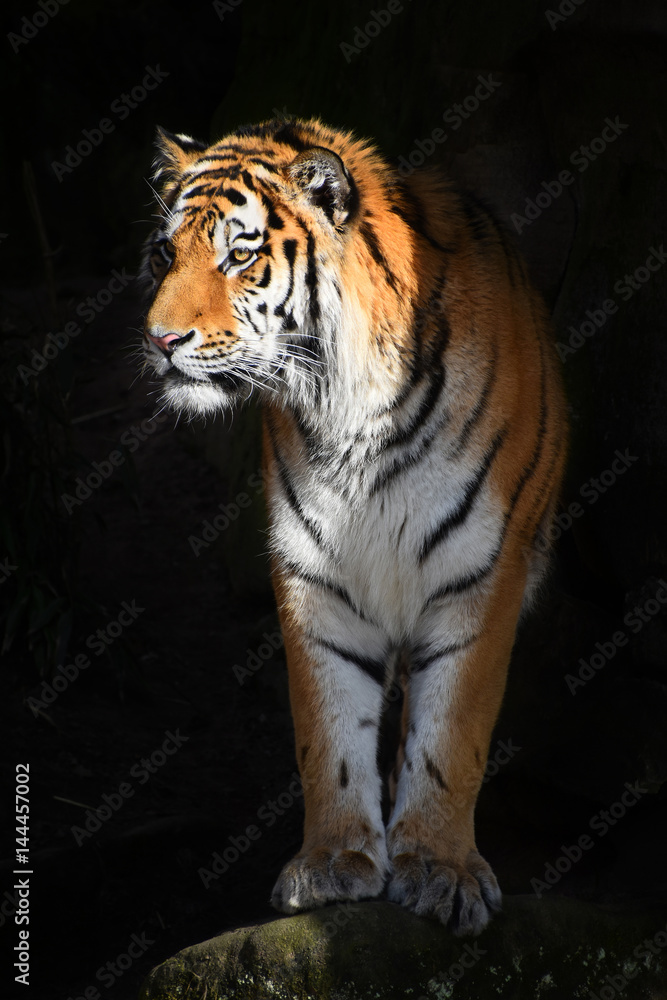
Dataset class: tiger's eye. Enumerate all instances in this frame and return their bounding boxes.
[157,239,175,260]
[232,248,252,263]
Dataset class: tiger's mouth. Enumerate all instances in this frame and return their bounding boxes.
[155,365,252,418]
[163,367,246,393]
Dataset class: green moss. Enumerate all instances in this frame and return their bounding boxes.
[139,898,667,999]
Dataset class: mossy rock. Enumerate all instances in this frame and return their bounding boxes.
[139,896,667,999]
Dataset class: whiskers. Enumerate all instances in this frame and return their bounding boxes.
[131,332,330,417]
[233,366,278,396]
[121,327,152,387]
[278,339,328,396]
[144,178,175,223]
[196,350,281,398]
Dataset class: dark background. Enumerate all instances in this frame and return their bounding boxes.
[2,0,667,997]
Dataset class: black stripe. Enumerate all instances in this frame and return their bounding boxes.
[257,262,271,288]
[359,221,399,292]
[190,166,234,181]
[241,170,256,190]
[372,271,447,422]
[260,193,284,230]
[411,636,478,673]
[232,121,306,149]
[506,340,548,522]
[183,184,215,200]
[276,460,325,549]
[384,369,445,453]
[191,153,233,164]
[449,342,499,457]
[294,409,326,459]
[424,311,452,370]
[423,549,500,608]
[282,561,370,621]
[203,145,278,158]
[487,208,526,289]
[160,132,206,154]
[269,123,308,152]
[461,193,494,245]
[297,231,324,392]
[461,192,524,289]
[221,187,247,206]
[390,199,456,256]
[527,438,564,539]
[248,158,281,173]
[424,754,449,791]
[268,426,328,553]
[283,238,297,264]
[315,637,386,686]
[274,239,297,317]
[240,305,261,333]
[339,760,349,788]
[369,394,448,496]
[418,429,506,563]
[412,270,448,351]
[305,232,320,324]
[378,353,422,415]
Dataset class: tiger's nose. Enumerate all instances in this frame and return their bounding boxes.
[146,329,196,358]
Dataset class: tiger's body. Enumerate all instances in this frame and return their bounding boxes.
[142,117,567,935]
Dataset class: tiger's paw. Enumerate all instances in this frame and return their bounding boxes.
[387,849,501,936]
[271,847,387,914]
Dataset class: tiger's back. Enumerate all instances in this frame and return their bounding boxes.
[142,117,567,935]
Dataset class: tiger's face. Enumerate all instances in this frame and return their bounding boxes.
[142,123,356,417]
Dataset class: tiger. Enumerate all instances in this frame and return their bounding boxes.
[141,116,567,936]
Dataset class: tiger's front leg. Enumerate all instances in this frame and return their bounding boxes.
[386,563,527,935]
[270,567,390,913]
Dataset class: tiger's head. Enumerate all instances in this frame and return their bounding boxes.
[141,118,379,419]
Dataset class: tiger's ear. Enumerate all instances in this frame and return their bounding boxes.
[152,127,207,204]
[286,147,356,227]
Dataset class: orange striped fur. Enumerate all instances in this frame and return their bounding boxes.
[142,117,567,934]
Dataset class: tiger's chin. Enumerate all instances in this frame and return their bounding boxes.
[157,368,250,419]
